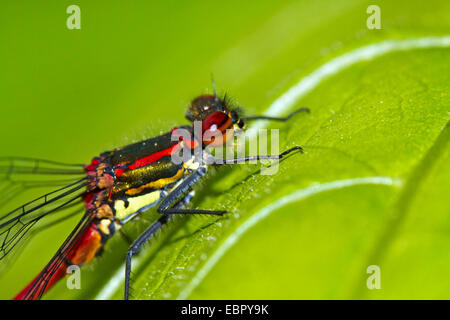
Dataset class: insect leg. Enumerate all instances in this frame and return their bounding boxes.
[157,167,227,216]
[210,146,303,165]
[241,107,309,122]
[124,191,195,300]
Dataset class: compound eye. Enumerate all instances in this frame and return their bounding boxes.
[202,112,233,145]
[202,112,230,134]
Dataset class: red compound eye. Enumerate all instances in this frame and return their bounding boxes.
[201,112,233,146]
[202,112,230,134]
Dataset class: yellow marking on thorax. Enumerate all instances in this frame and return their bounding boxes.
[115,190,161,221]
[183,157,200,171]
[125,168,185,196]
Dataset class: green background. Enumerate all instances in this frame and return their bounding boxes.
[0,0,449,299]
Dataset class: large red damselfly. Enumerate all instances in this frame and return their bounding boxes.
[0,92,308,300]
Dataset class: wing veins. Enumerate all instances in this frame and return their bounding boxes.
[0,178,88,225]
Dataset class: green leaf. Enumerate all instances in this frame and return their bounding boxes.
[0,0,449,300]
[115,47,449,300]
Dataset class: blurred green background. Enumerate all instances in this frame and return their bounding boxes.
[0,0,449,299]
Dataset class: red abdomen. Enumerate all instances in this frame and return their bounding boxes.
[13,222,103,300]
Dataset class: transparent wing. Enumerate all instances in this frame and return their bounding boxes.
[0,204,84,273]
[0,157,87,263]
[0,178,89,261]
[0,157,85,209]
[0,157,84,175]
[18,213,95,300]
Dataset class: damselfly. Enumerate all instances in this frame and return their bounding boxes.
[0,92,308,300]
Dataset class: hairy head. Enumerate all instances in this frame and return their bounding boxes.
[186,94,245,146]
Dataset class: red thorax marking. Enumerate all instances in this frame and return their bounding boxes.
[114,141,185,177]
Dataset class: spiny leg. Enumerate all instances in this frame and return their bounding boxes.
[125,167,226,300]
[157,167,226,216]
[124,148,302,298]
[241,107,309,122]
[124,215,171,300]
[208,146,303,165]
[124,191,195,300]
